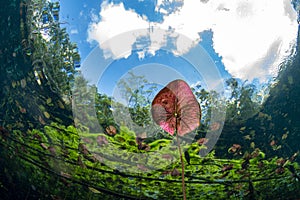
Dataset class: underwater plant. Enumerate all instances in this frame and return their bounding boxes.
[151,79,201,200]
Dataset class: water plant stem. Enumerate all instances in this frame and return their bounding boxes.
[176,133,186,200]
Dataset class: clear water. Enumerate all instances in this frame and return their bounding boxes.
[0,1,300,199]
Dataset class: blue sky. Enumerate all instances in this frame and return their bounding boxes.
[60,0,99,60]
[59,0,298,102]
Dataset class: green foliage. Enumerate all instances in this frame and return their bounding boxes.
[193,84,225,124]
[95,93,117,129]
[1,0,300,199]
[0,0,78,130]
[26,0,80,97]
[225,78,260,124]
[1,124,299,199]
[117,71,157,127]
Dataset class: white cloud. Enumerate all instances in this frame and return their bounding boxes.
[87,0,298,81]
[87,3,149,59]
[210,0,298,81]
[90,8,100,22]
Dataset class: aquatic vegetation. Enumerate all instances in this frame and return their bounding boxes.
[1,123,299,199]
[152,79,201,200]
[151,79,201,136]
[1,0,300,199]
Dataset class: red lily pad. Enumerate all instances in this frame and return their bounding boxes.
[151,79,201,136]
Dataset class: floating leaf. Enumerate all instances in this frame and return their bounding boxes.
[105,125,117,136]
[39,105,46,111]
[20,107,26,113]
[151,79,201,136]
[127,140,136,146]
[43,111,50,119]
[282,133,288,140]
[171,168,180,176]
[115,135,125,143]
[240,126,246,131]
[58,100,65,109]
[228,144,241,153]
[12,81,16,88]
[34,70,42,85]
[136,137,150,151]
[38,116,46,125]
[20,78,26,88]
[221,164,233,172]
[270,140,276,146]
[89,187,101,194]
[60,172,72,179]
[46,98,52,105]
[197,138,208,145]
[40,143,48,150]
[275,167,285,174]
[243,135,251,140]
[273,145,282,151]
[96,135,108,146]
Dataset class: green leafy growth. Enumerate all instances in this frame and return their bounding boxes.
[1,0,300,199]
[0,0,80,130]
[1,124,299,199]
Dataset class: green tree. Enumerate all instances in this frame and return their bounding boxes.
[28,0,80,99]
[225,78,260,125]
[116,71,157,128]
[95,93,117,129]
[0,0,79,130]
[72,72,101,132]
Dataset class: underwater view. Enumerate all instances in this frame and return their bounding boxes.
[1,0,300,199]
